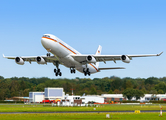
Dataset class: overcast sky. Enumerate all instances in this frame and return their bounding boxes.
[0,0,166,79]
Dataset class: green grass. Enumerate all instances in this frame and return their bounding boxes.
[0,104,165,112]
[0,104,166,120]
[0,113,166,120]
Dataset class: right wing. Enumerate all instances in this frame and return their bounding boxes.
[3,54,61,64]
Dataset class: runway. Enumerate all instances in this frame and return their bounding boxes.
[0,110,166,114]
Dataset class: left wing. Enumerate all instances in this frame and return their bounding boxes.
[71,52,163,64]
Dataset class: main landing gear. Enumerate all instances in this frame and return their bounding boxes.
[70,68,76,74]
[54,68,62,76]
[53,61,62,76]
[83,68,91,76]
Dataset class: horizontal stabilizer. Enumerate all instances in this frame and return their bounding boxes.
[98,67,125,71]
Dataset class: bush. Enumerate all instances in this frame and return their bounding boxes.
[121,101,140,103]
[150,100,166,103]
[0,101,24,103]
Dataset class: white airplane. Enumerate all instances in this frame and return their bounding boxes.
[3,34,163,76]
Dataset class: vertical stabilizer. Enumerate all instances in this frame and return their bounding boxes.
[95,45,102,68]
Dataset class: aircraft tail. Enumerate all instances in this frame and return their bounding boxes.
[95,45,102,69]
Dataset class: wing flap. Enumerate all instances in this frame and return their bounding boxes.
[71,54,121,63]
[71,52,163,63]
[98,67,125,71]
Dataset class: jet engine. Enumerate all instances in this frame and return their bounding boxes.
[36,56,46,64]
[15,57,24,65]
[86,55,96,63]
[121,55,130,63]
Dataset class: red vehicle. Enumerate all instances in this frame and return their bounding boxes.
[42,99,61,103]
[42,100,50,103]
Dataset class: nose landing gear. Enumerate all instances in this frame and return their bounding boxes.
[46,49,51,57]
[47,53,51,57]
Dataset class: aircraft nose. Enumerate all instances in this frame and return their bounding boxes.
[41,37,49,49]
[41,37,45,46]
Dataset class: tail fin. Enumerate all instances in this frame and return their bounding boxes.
[95,45,102,68]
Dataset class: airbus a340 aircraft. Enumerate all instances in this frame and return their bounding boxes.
[3,34,163,76]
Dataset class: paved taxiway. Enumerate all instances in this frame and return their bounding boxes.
[0,110,166,114]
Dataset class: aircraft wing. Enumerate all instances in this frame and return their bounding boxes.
[3,54,60,63]
[71,52,163,64]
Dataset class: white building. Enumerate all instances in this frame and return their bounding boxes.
[101,94,166,102]
[101,94,125,102]
[62,95,81,106]
[44,88,65,100]
[139,94,166,102]
[62,95,104,106]
[29,92,44,103]
[29,88,65,103]
[81,95,104,104]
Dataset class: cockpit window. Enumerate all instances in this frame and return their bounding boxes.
[43,35,50,38]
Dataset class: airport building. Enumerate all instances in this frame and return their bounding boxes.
[44,88,65,100]
[101,94,126,102]
[29,87,104,105]
[62,95,82,106]
[29,92,45,103]
[61,95,105,106]
[81,95,104,104]
[29,88,64,103]
[101,94,166,102]
[28,87,166,104]
[139,94,166,101]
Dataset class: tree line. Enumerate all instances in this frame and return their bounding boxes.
[0,76,166,100]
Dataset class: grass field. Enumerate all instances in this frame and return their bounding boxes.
[0,104,165,112]
[0,113,165,120]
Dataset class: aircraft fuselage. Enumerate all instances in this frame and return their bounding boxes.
[41,34,98,74]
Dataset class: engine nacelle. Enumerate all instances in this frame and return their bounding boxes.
[15,57,24,65]
[86,55,96,63]
[121,55,130,63]
[36,56,46,64]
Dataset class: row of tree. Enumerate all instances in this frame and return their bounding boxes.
[0,76,166,100]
